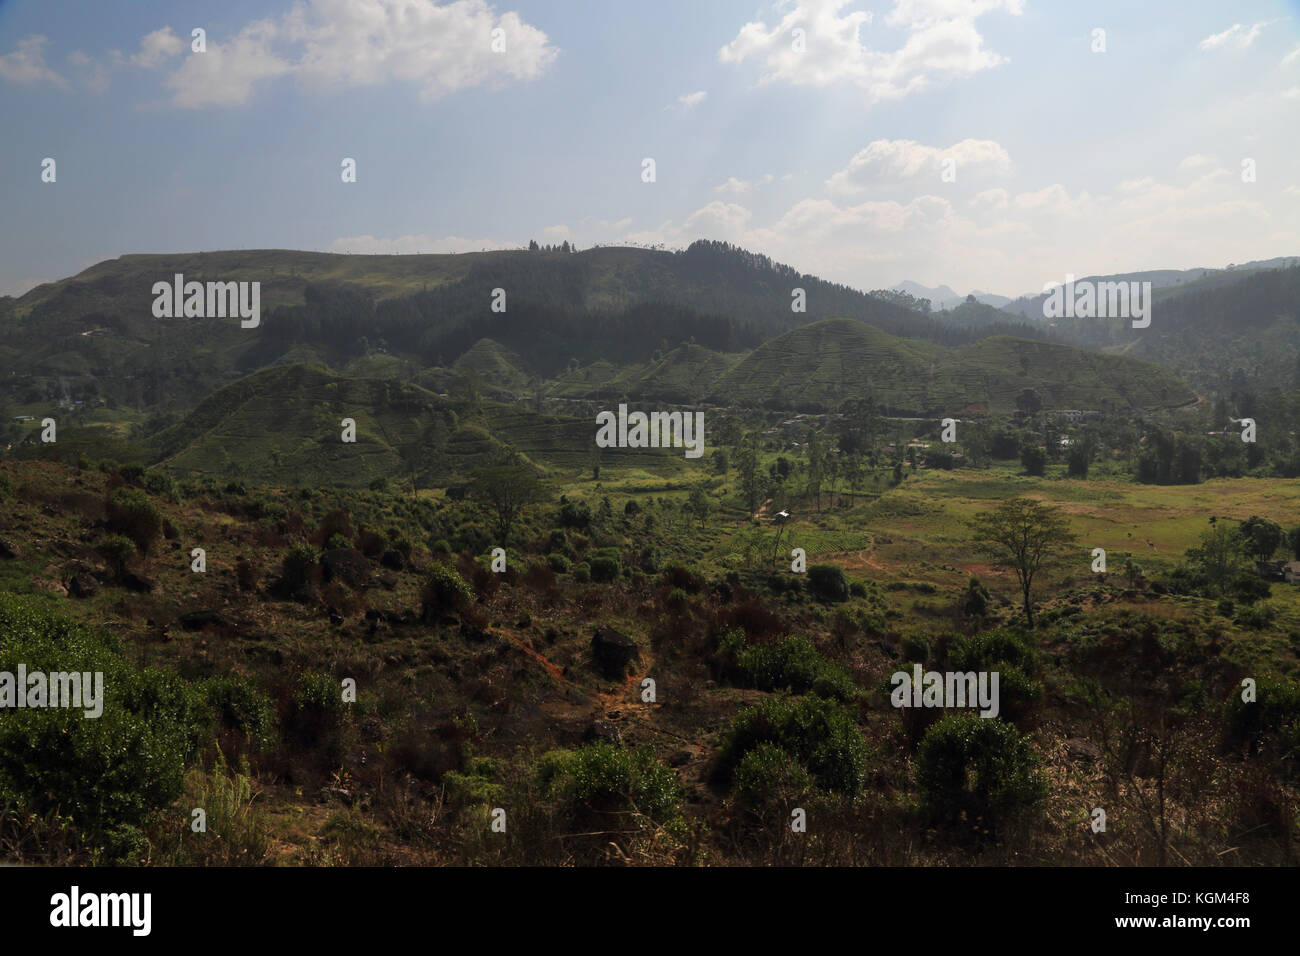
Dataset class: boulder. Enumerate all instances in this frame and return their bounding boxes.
[583,719,622,745]
[591,627,639,678]
[0,538,23,560]
[66,573,99,599]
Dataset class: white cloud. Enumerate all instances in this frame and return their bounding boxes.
[825,138,1010,194]
[127,27,185,68]
[676,90,707,109]
[719,0,1020,104]
[161,0,557,108]
[1178,153,1216,171]
[1198,22,1268,52]
[714,173,776,195]
[0,35,66,87]
[1284,44,1300,66]
[1284,86,1300,100]
[165,19,291,108]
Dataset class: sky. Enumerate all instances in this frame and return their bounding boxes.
[2,0,1299,300]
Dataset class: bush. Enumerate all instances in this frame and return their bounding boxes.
[901,633,931,663]
[1235,603,1277,630]
[203,676,275,746]
[325,533,353,551]
[537,744,680,825]
[546,553,570,574]
[141,470,178,500]
[1020,445,1047,477]
[948,630,1042,722]
[589,555,621,583]
[234,556,259,592]
[1224,677,1300,773]
[715,695,866,797]
[915,713,1047,830]
[732,742,811,811]
[95,534,137,581]
[0,596,194,856]
[421,563,473,619]
[573,562,591,584]
[806,564,849,602]
[735,635,858,701]
[105,487,162,556]
[429,538,452,555]
[288,671,346,747]
[281,544,318,594]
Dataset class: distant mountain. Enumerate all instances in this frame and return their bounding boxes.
[891,281,1010,311]
[1001,257,1300,320]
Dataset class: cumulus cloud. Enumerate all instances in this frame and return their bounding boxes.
[719,0,1020,103]
[0,35,66,87]
[159,0,557,108]
[825,138,1010,194]
[674,90,707,109]
[125,27,186,68]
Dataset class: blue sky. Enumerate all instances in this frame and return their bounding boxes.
[2,0,1299,299]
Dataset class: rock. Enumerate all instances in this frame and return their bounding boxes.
[377,572,398,590]
[583,720,622,745]
[32,578,67,596]
[179,609,226,631]
[120,572,155,593]
[591,627,639,678]
[1065,738,1101,763]
[66,573,99,599]
[0,538,23,560]
[320,548,371,589]
[380,549,406,571]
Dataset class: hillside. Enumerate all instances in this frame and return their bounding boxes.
[707,318,1195,414]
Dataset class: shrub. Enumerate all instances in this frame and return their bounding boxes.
[715,694,866,797]
[421,563,473,619]
[288,671,346,747]
[281,544,318,594]
[203,676,275,746]
[429,538,452,555]
[537,744,680,825]
[733,742,811,811]
[0,596,194,856]
[141,470,178,500]
[325,533,353,551]
[105,487,162,556]
[573,562,591,583]
[901,633,931,663]
[1235,603,1277,630]
[735,635,858,701]
[589,555,621,583]
[314,509,354,546]
[546,553,570,574]
[948,629,1042,722]
[1224,677,1300,774]
[806,564,849,602]
[234,556,259,591]
[915,712,1047,830]
[962,577,991,617]
[95,534,137,581]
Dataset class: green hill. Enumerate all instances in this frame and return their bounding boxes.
[708,318,1196,414]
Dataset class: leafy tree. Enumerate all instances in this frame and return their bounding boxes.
[468,453,549,542]
[1238,515,1283,560]
[971,498,1078,626]
[735,430,763,513]
[686,484,711,529]
[1020,444,1046,477]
